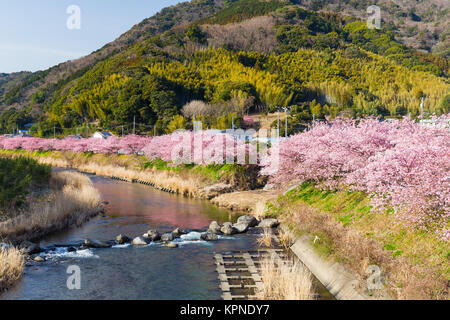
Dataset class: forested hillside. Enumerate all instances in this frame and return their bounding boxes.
[0,0,449,136]
[299,0,450,55]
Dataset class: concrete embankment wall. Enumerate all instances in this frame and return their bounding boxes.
[290,235,368,300]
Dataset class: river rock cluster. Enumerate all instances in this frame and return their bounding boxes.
[0,215,279,263]
[208,215,279,235]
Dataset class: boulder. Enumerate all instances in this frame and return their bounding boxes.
[232,222,250,233]
[131,237,148,246]
[221,222,237,235]
[172,228,186,236]
[171,231,181,239]
[161,233,174,242]
[237,215,258,228]
[33,256,45,262]
[201,233,219,241]
[84,239,112,248]
[208,221,222,234]
[165,242,178,248]
[67,247,77,252]
[200,183,234,198]
[146,230,161,241]
[115,234,130,244]
[19,241,42,255]
[257,218,280,228]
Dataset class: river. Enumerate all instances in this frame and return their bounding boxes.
[1,174,260,300]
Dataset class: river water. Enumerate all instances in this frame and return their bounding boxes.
[1,174,260,300]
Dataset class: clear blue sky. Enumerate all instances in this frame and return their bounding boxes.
[0,0,184,73]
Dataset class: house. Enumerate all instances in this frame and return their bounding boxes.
[93,131,114,139]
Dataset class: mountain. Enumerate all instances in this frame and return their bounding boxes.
[0,0,449,136]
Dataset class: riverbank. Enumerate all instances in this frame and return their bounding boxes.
[268,184,449,300]
[0,170,102,243]
[0,164,102,292]
[0,150,264,199]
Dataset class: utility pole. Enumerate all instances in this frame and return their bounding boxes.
[232,115,235,130]
[154,125,156,136]
[133,116,136,135]
[53,124,56,139]
[121,125,124,137]
[277,108,280,137]
[283,107,288,138]
[86,122,88,138]
[420,96,425,118]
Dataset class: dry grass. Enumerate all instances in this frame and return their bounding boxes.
[278,227,295,249]
[257,228,273,247]
[76,163,201,197]
[253,201,268,219]
[256,254,314,300]
[0,247,24,292]
[0,171,101,242]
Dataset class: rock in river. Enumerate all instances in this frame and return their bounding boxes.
[172,228,186,237]
[145,230,161,241]
[161,233,174,242]
[237,214,258,228]
[115,234,130,244]
[131,237,148,246]
[201,233,219,241]
[33,256,45,262]
[220,222,237,235]
[165,242,178,248]
[208,221,222,234]
[232,222,249,233]
[84,239,112,248]
[257,218,280,228]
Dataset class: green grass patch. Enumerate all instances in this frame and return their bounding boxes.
[309,232,335,258]
[0,156,51,208]
[285,182,371,219]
